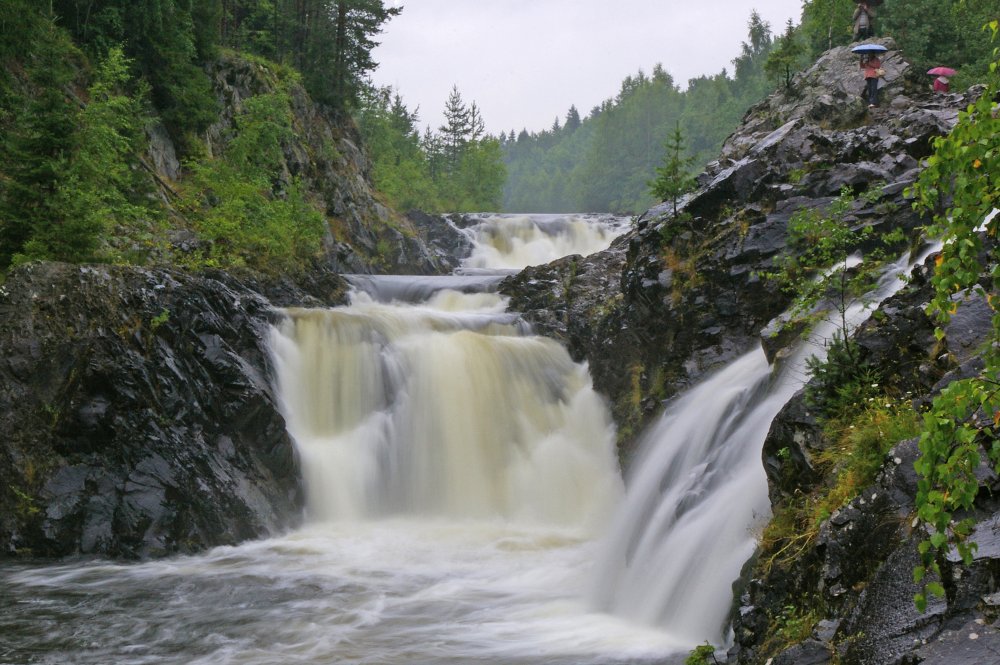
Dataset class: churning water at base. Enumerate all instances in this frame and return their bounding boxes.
[0,523,688,664]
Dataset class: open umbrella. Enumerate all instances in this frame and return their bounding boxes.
[927,66,957,77]
[851,44,888,54]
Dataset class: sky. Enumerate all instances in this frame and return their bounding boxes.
[371,0,805,137]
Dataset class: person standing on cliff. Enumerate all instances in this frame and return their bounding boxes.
[853,2,876,40]
[861,53,882,108]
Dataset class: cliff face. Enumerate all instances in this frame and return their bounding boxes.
[151,52,452,276]
[504,42,1000,663]
[503,39,959,448]
[0,262,306,557]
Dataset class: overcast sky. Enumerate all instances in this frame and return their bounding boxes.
[371,0,805,136]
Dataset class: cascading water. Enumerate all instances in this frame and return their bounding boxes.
[268,291,622,530]
[2,213,693,665]
[590,245,938,647]
[460,213,631,270]
[0,205,933,663]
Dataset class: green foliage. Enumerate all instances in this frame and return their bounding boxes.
[1,45,156,268]
[805,332,881,415]
[877,1,998,88]
[798,0,855,58]
[684,643,717,665]
[52,0,220,140]
[906,20,1000,612]
[766,19,807,90]
[357,85,507,212]
[760,394,920,575]
[649,122,695,216]
[180,92,326,272]
[0,24,80,267]
[762,186,899,337]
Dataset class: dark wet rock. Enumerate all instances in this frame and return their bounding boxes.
[761,392,824,502]
[837,540,948,665]
[911,618,1000,665]
[0,262,305,558]
[406,211,474,273]
[772,639,831,665]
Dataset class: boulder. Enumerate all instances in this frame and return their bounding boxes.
[0,262,305,558]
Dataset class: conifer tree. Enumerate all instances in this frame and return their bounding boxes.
[439,85,470,175]
[649,122,695,217]
[765,19,805,90]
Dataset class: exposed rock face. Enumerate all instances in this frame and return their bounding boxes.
[0,262,325,558]
[736,245,1000,665]
[503,44,962,447]
[502,44,1000,664]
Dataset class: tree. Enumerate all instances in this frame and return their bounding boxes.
[565,105,581,132]
[732,10,772,88]
[439,85,470,175]
[649,122,695,217]
[0,22,79,267]
[765,19,805,90]
[799,0,854,56]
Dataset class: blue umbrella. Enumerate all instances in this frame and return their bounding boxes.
[851,44,888,53]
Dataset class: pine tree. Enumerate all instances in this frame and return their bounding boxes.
[649,122,695,217]
[439,85,470,175]
[765,19,805,90]
[565,105,581,132]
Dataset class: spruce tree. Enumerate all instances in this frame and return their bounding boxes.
[649,122,695,217]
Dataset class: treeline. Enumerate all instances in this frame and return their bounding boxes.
[501,11,776,214]
[0,1,400,272]
[357,86,506,213]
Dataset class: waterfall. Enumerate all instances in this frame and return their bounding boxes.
[590,246,935,647]
[461,213,630,269]
[269,288,623,532]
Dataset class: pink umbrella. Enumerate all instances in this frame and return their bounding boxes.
[927,66,957,77]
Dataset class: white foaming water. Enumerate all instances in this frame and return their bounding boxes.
[590,246,936,647]
[0,213,682,665]
[269,291,623,530]
[0,523,689,664]
[461,213,631,270]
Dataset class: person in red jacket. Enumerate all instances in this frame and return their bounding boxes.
[861,53,882,108]
[933,76,950,93]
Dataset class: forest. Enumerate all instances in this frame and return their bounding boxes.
[1,1,997,268]
[0,0,505,274]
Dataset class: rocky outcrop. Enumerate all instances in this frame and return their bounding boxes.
[0,262,325,558]
[503,44,963,448]
[502,41,1000,664]
[733,242,1000,665]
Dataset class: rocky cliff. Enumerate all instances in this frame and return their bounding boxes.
[0,262,313,557]
[502,39,958,448]
[152,52,452,277]
[503,40,1000,663]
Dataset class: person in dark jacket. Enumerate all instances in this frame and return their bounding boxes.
[853,2,876,39]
